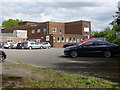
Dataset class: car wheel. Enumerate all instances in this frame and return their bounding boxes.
[48,46,50,49]
[104,50,111,58]
[71,51,78,58]
[0,55,5,63]
[22,47,24,49]
[29,46,32,50]
[8,46,11,49]
[40,46,43,49]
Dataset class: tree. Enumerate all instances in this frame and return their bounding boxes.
[2,19,22,28]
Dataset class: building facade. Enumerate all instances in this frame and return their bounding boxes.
[3,20,91,48]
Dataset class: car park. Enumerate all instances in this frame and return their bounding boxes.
[39,42,51,49]
[10,42,18,49]
[3,42,13,49]
[64,40,120,58]
[63,43,76,48]
[0,50,6,63]
[23,41,40,49]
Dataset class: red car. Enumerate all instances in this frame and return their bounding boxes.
[81,39,99,43]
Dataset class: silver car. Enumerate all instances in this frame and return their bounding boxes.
[23,41,40,49]
[40,42,51,49]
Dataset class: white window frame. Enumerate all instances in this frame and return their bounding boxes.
[43,28,47,33]
[73,38,76,43]
[31,30,35,34]
[70,37,72,43]
[84,23,89,28]
[61,37,64,42]
[52,28,57,32]
[57,37,60,42]
[37,29,40,33]
[66,37,68,42]
[59,29,62,34]
[77,38,79,42]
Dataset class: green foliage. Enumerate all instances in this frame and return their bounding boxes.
[92,25,120,45]
[2,19,22,28]
[113,24,120,32]
[92,27,111,38]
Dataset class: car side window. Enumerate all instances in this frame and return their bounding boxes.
[30,43,34,45]
[35,43,39,45]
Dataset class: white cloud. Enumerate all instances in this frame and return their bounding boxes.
[1,1,119,32]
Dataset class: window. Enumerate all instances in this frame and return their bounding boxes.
[30,24,34,26]
[57,37,60,42]
[31,30,35,34]
[43,28,47,33]
[34,24,37,26]
[59,30,62,34]
[66,37,68,42]
[30,43,35,45]
[52,28,57,32]
[37,29,40,33]
[62,37,64,42]
[73,38,76,42]
[7,39,13,42]
[84,23,89,28]
[77,38,79,42]
[69,37,72,43]
[84,32,89,35]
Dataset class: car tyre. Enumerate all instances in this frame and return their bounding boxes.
[40,46,43,49]
[0,55,5,63]
[8,46,11,49]
[71,51,78,58]
[48,46,50,49]
[29,46,32,50]
[104,50,111,58]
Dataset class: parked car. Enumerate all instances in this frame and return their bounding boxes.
[10,42,18,49]
[0,50,6,63]
[23,41,40,49]
[64,40,120,58]
[0,42,7,48]
[63,43,76,48]
[40,42,51,49]
[81,39,99,43]
[16,42,26,49]
[3,42,13,49]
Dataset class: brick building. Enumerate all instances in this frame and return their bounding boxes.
[3,20,91,48]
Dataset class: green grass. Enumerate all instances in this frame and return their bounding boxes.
[2,63,120,88]
[17,61,23,64]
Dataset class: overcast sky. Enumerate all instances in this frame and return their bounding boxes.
[0,0,120,32]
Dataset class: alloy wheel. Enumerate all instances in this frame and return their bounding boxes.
[71,51,78,58]
[104,51,111,58]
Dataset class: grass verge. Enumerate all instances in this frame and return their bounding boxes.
[2,63,120,88]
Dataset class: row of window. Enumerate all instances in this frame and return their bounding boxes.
[31,28,62,34]
[57,37,82,43]
[31,28,47,34]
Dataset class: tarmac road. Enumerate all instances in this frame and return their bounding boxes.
[1,48,120,83]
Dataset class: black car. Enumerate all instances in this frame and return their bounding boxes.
[63,43,76,48]
[0,50,6,63]
[64,41,120,58]
[16,42,26,49]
